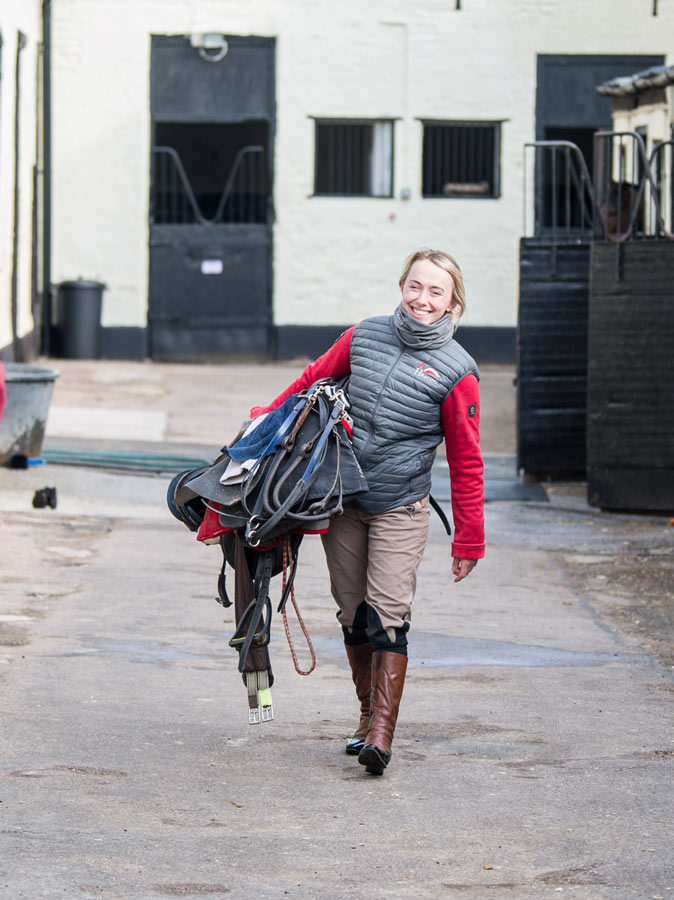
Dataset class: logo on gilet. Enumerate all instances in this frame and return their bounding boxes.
[414,362,440,380]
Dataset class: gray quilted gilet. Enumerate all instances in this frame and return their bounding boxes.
[348,315,479,514]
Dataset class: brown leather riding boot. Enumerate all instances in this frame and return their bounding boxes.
[344,642,373,754]
[358,651,408,775]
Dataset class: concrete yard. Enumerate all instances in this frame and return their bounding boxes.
[0,360,672,900]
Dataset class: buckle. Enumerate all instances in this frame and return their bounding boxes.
[245,515,263,547]
[245,671,274,724]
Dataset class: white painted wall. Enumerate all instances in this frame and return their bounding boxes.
[49,0,674,336]
[0,1,41,352]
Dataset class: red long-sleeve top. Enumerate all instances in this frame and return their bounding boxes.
[250,328,485,559]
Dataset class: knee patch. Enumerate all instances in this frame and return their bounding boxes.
[365,604,409,655]
[341,601,369,646]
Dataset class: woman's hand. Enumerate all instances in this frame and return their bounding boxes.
[452,558,477,583]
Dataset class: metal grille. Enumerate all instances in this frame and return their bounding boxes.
[314,121,393,197]
[592,131,674,241]
[422,123,499,198]
[151,144,267,225]
[523,141,596,241]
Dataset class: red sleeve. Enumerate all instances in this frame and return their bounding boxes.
[249,328,354,417]
[440,373,485,559]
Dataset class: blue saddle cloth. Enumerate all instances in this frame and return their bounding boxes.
[225,394,299,462]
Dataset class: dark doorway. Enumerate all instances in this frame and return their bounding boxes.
[149,35,275,360]
[536,55,663,231]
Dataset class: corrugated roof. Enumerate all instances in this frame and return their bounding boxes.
[596,63,674,96]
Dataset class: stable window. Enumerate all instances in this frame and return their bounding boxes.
[151,121,269,224]
[422,122,501,198]
[314,119,393,197]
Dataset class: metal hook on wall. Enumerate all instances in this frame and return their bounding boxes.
[190,33,229,63]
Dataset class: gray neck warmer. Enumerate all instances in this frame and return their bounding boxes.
[391,303,455,350]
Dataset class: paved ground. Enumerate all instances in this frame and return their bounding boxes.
[0,359,673,900]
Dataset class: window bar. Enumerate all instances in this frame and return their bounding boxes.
[165,152,172,223]
[243,154,249,223]
[448,127,453,189]
[256,151,263,222]
[356,124,362,193]
[550,146,558,243]
[464,127,470,185]
[333,125,339,194]
[429,127,435,196]
[579,154,586,232]
[369,125,376,195]
[353,126,360,194]
[533,145,541,236]
[425,127,431,195]
[333,125,340,194]
[235,156,243,222]
[477,127,485,191]
[320,127,326,194]
[470,127,477,184]
[580,154,588,233]
[564,146,571,236]
[322,126,330,194]
[364,124,371,194]
[489,127,495,195]
[465,126,471,184]
[169,155,177,224]
[490,127,495,192]
[248,152,254,222]
[667,142,674,232]
[617,137,625,237]
[328,126,335,194]
[161,153,168,223]
[157,152,164,223]
[430,127,436,195]
[602,135,610,240]
[152,152,158,223]
[336,125,342,194]
[345,126,351,194]
[463,127,469,185]
[422,128,429,195]
[458,127,464,186]
[353,125,362,194]
[632,134,638,237]
[161,154,166,223]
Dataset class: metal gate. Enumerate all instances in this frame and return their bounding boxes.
[517,141,595,476]
[149,35,275,360]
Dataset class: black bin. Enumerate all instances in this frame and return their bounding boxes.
[56,279,105,359]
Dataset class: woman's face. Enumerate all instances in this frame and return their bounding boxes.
[401,259,455,325]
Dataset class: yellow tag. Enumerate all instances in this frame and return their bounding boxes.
[257,687,273,708]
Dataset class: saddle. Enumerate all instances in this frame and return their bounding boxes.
[167,380,369,723]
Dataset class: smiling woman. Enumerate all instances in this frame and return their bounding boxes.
[247,247,485,776]
[399,248,467,323]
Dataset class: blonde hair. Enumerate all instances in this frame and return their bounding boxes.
[398,248,466,323]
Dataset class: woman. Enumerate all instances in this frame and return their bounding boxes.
[250,248,485,775]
